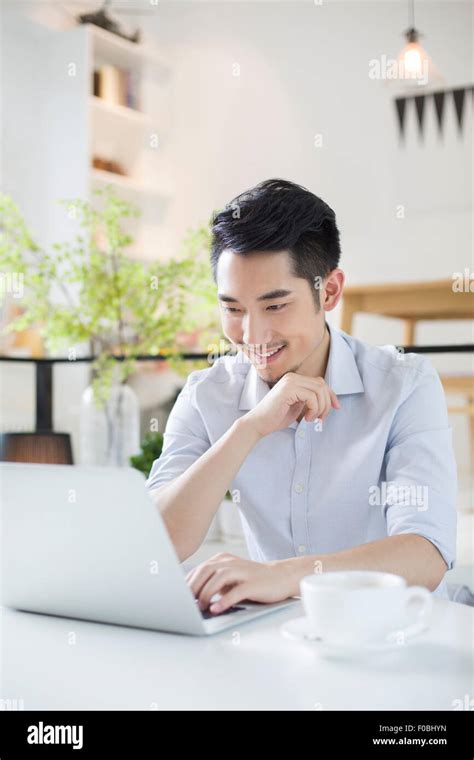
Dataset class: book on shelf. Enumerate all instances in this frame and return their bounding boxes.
[93,65,140,110]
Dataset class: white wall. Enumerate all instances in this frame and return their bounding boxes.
[140,1,471,304]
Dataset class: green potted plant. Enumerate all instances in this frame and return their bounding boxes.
[0,188,223,465]
[130,431,164,478]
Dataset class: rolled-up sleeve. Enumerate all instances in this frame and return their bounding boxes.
[382,358,457,571]
[146,372,211,493]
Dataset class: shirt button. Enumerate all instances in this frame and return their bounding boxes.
[298,544,306,553]
[295,483,304,494]
[297,429,305,438]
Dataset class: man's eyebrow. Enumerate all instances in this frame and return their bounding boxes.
[256,288,294,301]
[217,293,240,303]
[217,289,294,303]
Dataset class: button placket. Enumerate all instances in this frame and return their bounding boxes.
[290,422,311,556]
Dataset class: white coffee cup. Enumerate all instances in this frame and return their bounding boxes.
[300,571,433,645]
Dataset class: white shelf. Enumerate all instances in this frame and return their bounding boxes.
[13,21,169,261]
[87,21,167,260]
[91,167,162,196]
[88,23,166,72]
[90,95,150,125]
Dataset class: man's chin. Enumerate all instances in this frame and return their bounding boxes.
[258,359,305,387]
[255,365,290,387]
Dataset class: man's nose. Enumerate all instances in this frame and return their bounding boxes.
[242,313,272,348]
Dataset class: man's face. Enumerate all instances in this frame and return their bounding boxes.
[216,249,327,385]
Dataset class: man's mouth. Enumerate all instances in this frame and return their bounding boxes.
[249,344,287,365]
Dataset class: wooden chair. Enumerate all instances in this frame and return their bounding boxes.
[340,278,474,468]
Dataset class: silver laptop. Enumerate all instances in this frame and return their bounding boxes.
[0,463,298,635]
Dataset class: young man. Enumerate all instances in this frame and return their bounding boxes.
[147,178,457,615]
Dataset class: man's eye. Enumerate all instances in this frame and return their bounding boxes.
[223,306,241,313]
[266,303,287,311]
[222,304,287,313]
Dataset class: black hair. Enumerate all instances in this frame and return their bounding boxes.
[209,178,341,307]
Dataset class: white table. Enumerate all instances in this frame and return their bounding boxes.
[1,589,472,710]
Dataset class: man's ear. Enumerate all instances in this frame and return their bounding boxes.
[323,268,345,312]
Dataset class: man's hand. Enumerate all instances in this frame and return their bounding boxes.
[185,553,299,614]
[245,372,340,438]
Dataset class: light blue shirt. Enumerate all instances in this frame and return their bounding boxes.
[147,322,457,599]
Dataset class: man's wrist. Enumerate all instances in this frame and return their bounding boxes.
[274,554,321,598]
[233,413,264,446]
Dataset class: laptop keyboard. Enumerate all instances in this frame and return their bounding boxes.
[196,600,247,618]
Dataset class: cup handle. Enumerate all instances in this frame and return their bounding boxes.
[403,585,433,626]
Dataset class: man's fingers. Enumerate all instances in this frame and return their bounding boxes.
[198,567,245,610]
[293,387,326,419]
[304,387,330,421]
[210,583,251,614]
[291,375,340,412]
[187,554,237,598]
[316,388,331,419]
[287,378,338,421]
[187,561,226,598]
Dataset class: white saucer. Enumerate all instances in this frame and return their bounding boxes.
[280,616,429,657]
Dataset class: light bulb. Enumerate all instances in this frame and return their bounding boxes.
[397,40,432,87]
[403,44,423,75]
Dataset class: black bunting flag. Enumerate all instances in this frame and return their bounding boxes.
[433,90,445,134]
[452,87,466,134]
[414,94,426,135]
[394,84,473,141]
[395,97,407,139]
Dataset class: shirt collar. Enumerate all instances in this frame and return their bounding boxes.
[237,321,364,413]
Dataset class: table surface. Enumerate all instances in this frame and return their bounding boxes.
[1,594,472,711]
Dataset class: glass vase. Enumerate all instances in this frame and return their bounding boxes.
[79,381,140,467]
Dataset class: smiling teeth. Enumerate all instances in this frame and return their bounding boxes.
[255,345,284,358]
